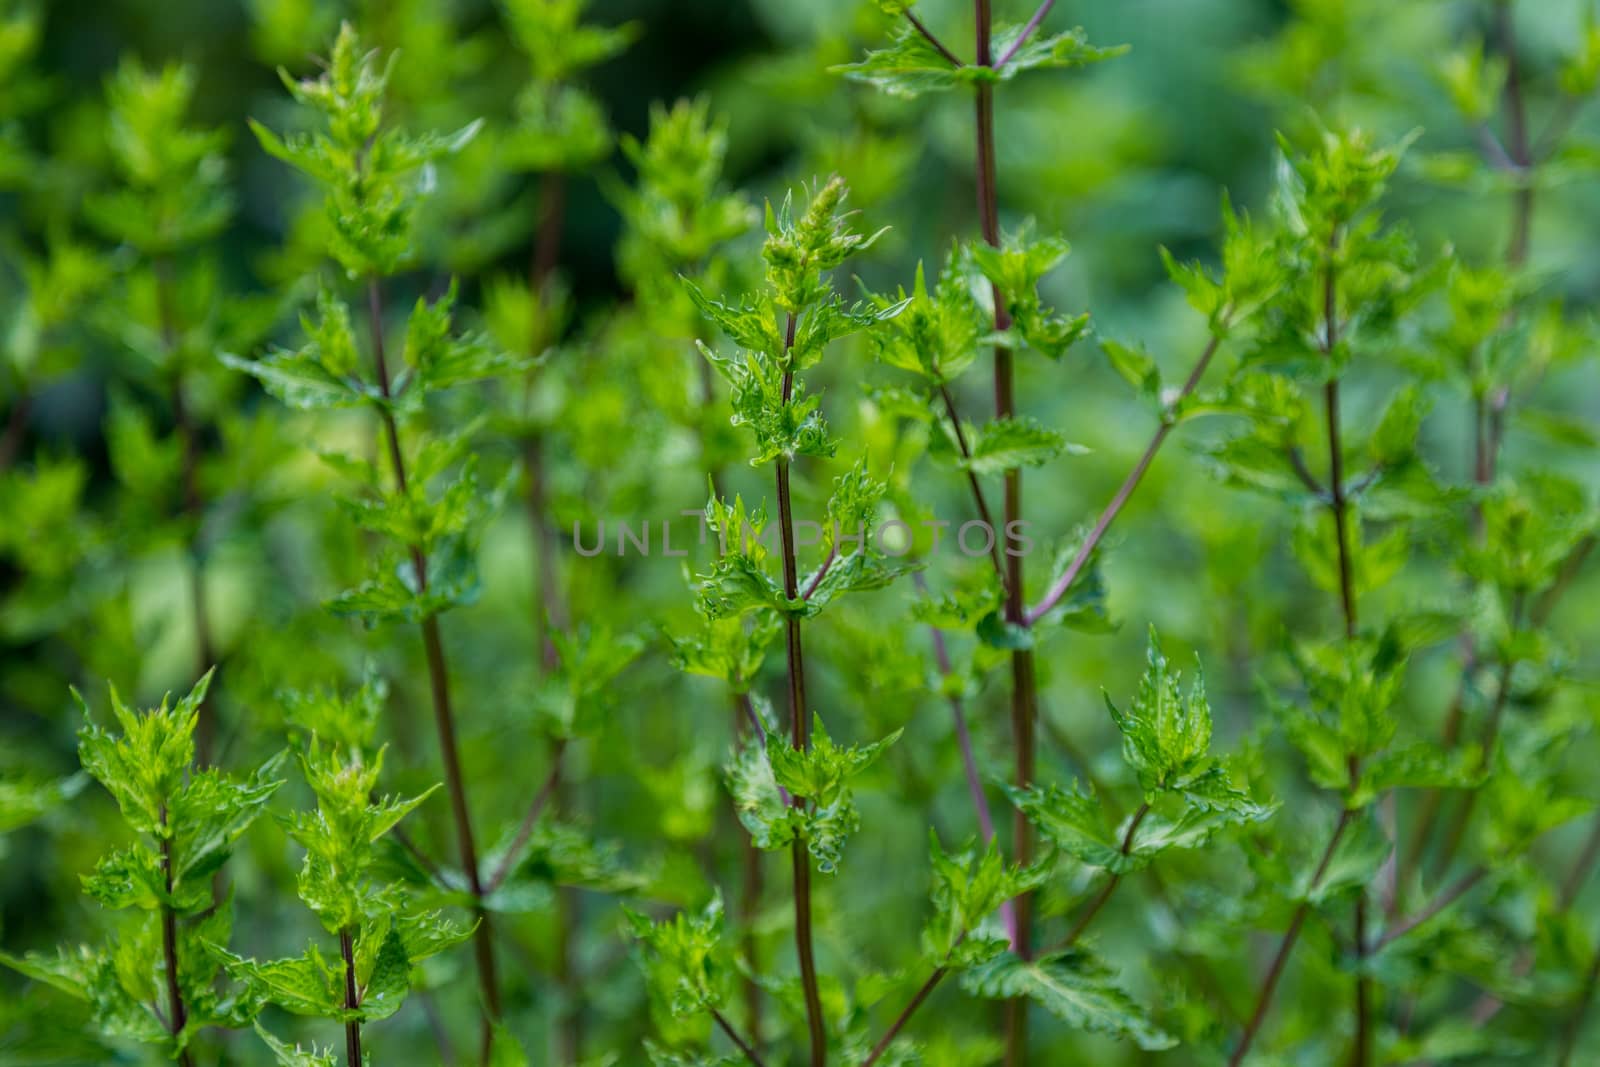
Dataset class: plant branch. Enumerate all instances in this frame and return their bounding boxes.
[712,1008,767,1067]
[1534,535,1595,626]
[159,807,195,1067]
[485,737,568,892]
[1561,814,1600,909]
[1286,446,1327,498]
[800,542,839,601]
[927,619,996,845]
[391,824,448,887]
[916,569,1016,943]
[776,310,827,1067]
[1228,807,1353,1067]
[1026,334,1223,625]
[1431,593,1524,876]
[527,170,574,1065]
[904,10,963,68]
[526,165,570,667]
[340,927,363,1067]
[365,277,502,1052]
[937,382,1007,587]
[862,965,950,1067]
[1318,228,1370,1067]
[1235,227,1364,1067]
[995,0,1055,69]
[1472,812,1600,1026]
[1320,238,1356,643]
[1473,123,1520,175]
[524,434,567,671]
[1058,802,1151,949]
[532,171,567,300]
[1374,866,1487,951]
[1497,0,1534,268]
[972,5,1038,1058]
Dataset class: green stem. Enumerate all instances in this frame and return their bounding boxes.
[1320,230,1370,1067]
[340,927,363,1067]
[155,258,216,765]
[1025,334,1223,625]
[364,277,502,1057]
[1229,809,1353,1066]
[970,2,1037,1058]
[775,310,826,1067]
[1060,803,1150,948]
[862,965,949,1067]
[159,807,195,1067]
[937,382,1007,586]
[712,1007,767,1067]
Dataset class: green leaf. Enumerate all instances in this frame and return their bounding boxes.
[81,844,164,910]
[1101,339,1161,402]
[869,248,987,384]
[1350,744,1482,808]
[831,24,965,99]
[684,281,783,358]
[255,1023,340,1067]
[1437,40,1506,123]
[969,226,1090,359]
[1104,628,1213,794]
[220,344,340,409]
[765,716,902,872]
[1478,742,1594,856]
[761,176,886,313]
[502,0,639,83]
[924,833,1045,968]
[76,671,212,836]
[1368,384,1430,468]
[400,281,531,391]
[991,25,1129,78]
[486,1023,531,1067]
[976,610,1034,651]
[960,950,1175,1050]
[1306,812,1390,906]
[170,754,288,896]
[211,943,344,1018]
[357,926,410,1021]
[833,23,1124,100]
[960,415,1084,475]
[725,737,795,854]
[625,894,729,1019]
[791,294,908,371]
[1008,782,1126,873]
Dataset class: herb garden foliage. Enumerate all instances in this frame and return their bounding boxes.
[5,1,1600,1066]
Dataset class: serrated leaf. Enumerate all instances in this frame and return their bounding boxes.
[960,950,1175,1050]
[960,416,1083,475]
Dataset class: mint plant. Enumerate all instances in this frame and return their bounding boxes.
[1,673,282,1064]
[213,683,467,1067]
[226,23,514,1057]
[688,174,910,1066]
[6,1,1600,1065]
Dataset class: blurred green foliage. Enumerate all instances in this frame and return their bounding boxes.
[3,0,1600,1065]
